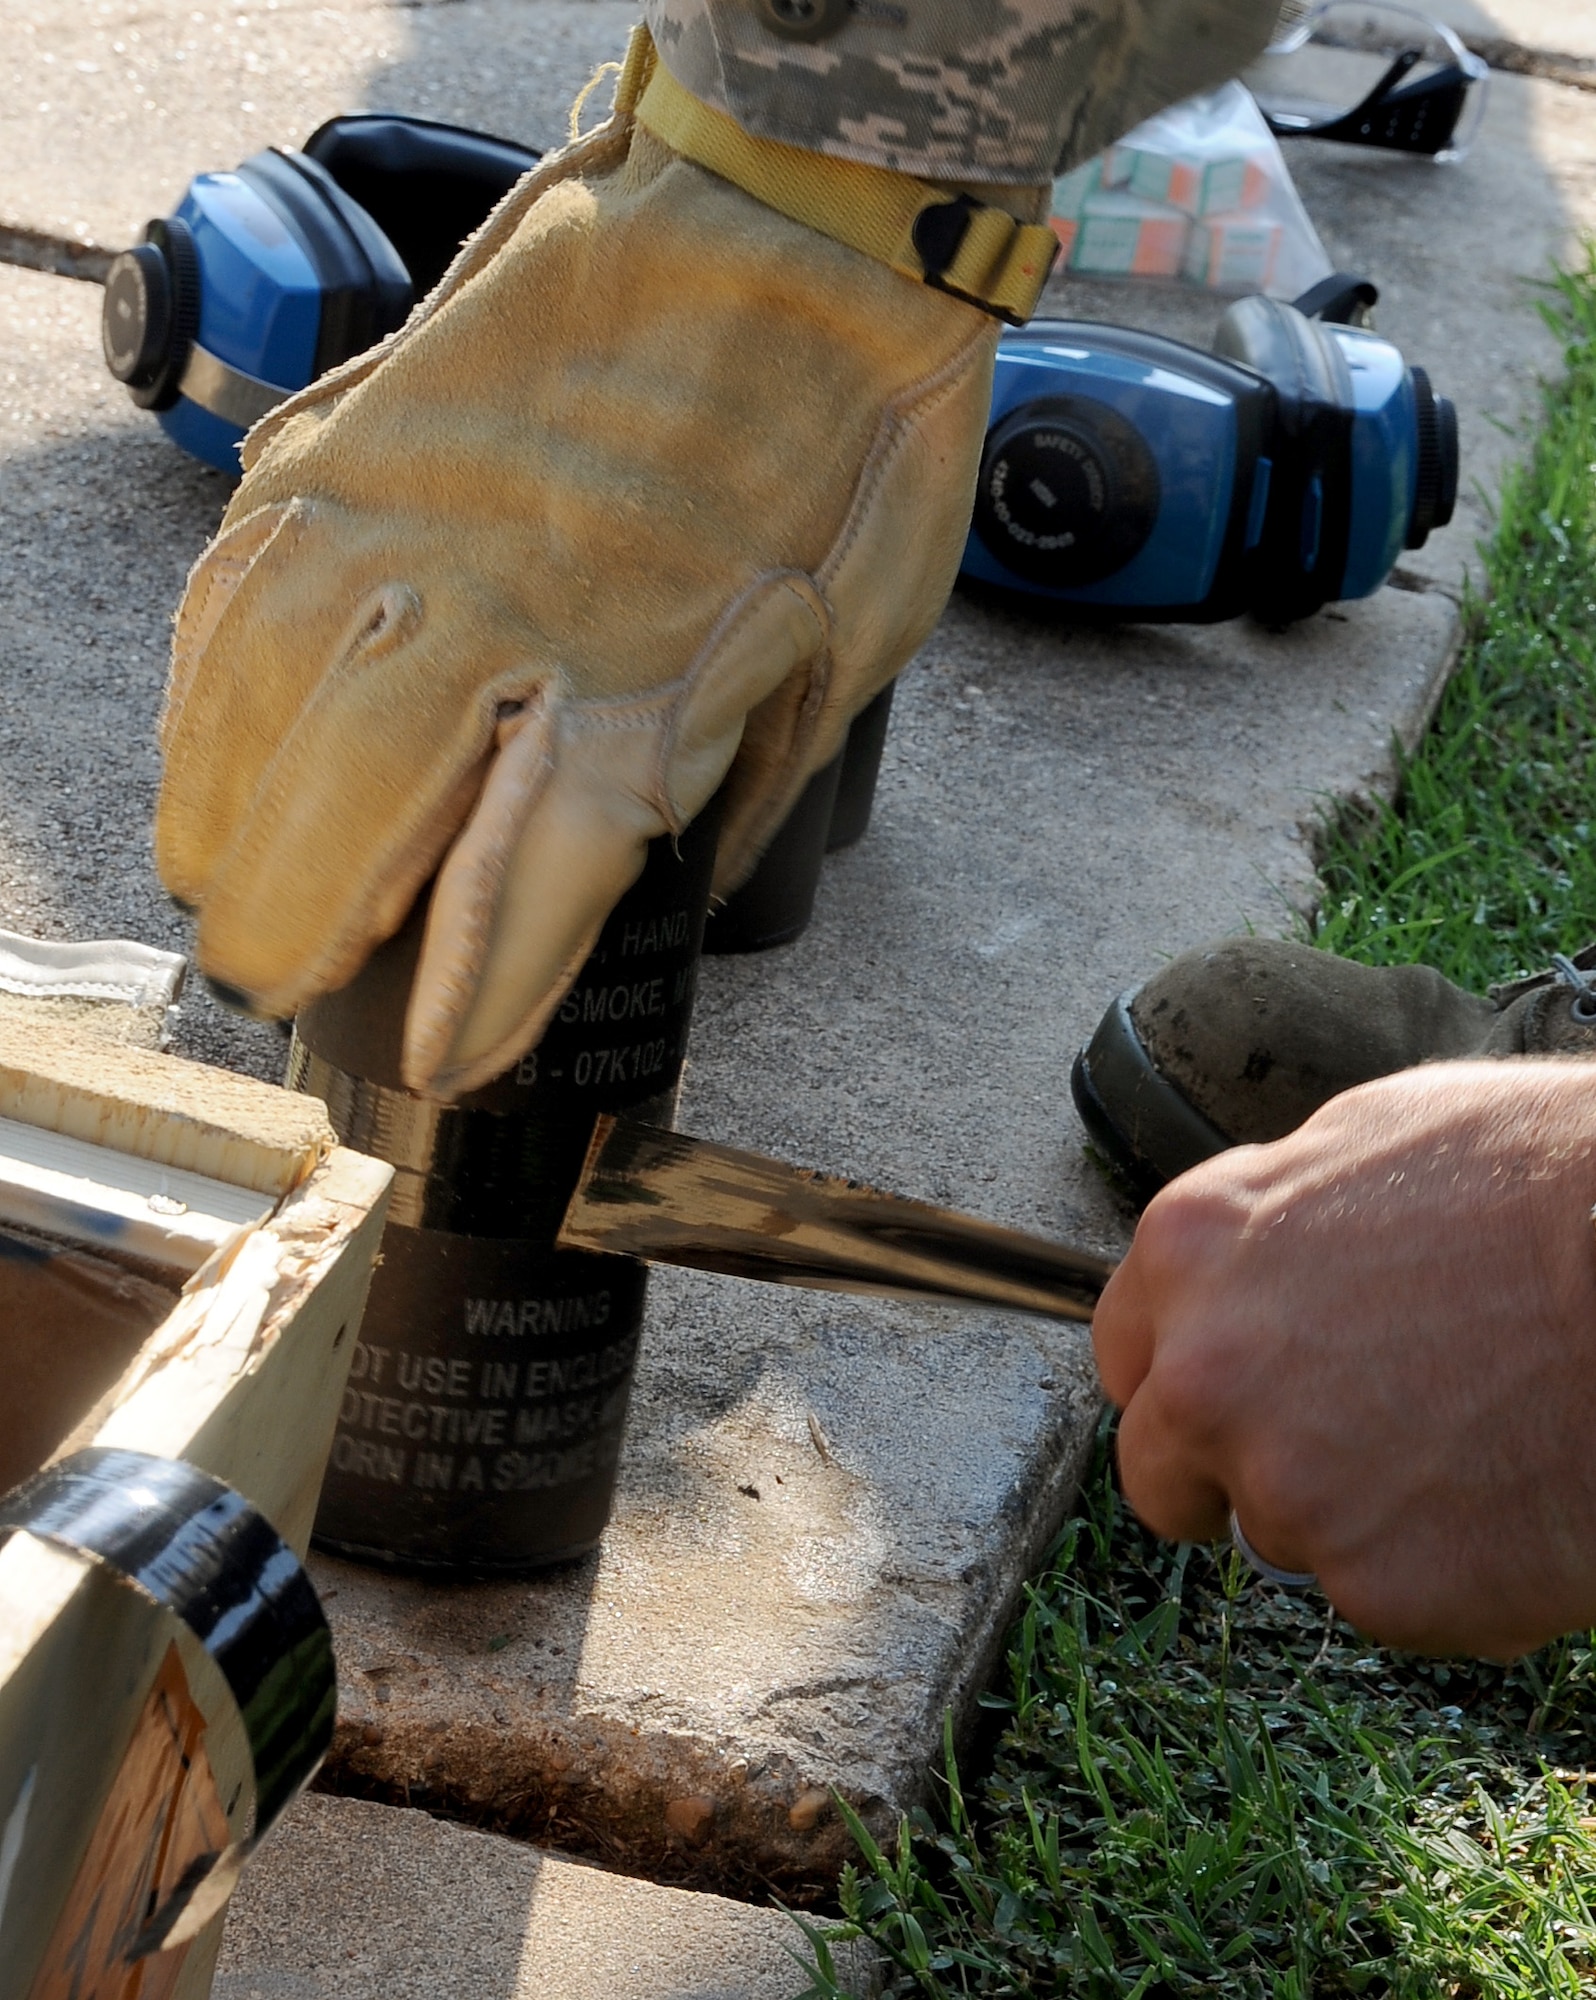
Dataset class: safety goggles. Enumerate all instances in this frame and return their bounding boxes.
[1252,1,1490,160]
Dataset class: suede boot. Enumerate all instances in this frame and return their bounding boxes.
[1071,937,1596,1200]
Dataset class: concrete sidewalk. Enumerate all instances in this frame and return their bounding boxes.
[1,0,634,254]
[2,0,1590,256]
[1429,0,1596,68]
[212,1795,861,1999]
[1,0,1594,1990]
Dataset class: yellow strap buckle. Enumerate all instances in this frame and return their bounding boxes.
[635,55,1058,326]
[907,192,1058,323]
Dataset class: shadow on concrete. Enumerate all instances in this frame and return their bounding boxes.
[1,9,1572,991]
[213,1794,819,2000]
[293,5,1589,1892]
[352,6,1585,632]
[0,272,283,1077]
[334,0,639,156]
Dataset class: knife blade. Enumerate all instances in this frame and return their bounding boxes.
[556,1115,1116,1324]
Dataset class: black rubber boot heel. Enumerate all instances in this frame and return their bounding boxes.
[1070,990,1235,1206]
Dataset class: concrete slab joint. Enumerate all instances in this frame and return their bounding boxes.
[310,1282,1105,1899]
[215,1795,867,1999]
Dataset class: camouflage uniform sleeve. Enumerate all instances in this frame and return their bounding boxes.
[641,0,1286,187]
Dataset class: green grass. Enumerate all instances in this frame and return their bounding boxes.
[798,1430,1596,1999]
[1310,253,1596,990]
[793,249,1596,1999]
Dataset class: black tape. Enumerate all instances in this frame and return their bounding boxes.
[0,1447,334,1837]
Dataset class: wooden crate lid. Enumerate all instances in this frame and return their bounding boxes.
[0,1013,334,1198]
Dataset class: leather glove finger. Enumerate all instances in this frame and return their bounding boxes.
[411,575,827,1096]
[161,499,546,1014]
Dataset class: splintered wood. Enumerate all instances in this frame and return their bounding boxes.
[0,1013,335,1197]
[0,1026,391,2000]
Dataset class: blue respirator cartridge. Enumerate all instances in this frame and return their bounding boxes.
[103,120,1456,626]
[100,114,538,473]
[962,281,1457,623]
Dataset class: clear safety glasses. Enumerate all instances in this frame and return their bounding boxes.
[1252,1,1490,161]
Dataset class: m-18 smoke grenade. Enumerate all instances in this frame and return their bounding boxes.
[289,810,719,1572]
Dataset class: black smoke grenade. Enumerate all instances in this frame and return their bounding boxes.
[826,678,896,853]
[703,752,843,955]
[288,809,718,1572]
[703,685,899,954]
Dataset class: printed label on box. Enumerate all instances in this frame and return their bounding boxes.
[1050,159,1102,220]
[1073,192,1189,277]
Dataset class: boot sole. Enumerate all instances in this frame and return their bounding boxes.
[1069,989,1236,1206]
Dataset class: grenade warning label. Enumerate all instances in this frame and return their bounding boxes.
[462,1288,613,1338]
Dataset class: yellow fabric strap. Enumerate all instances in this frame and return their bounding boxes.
[634,57,1057,326]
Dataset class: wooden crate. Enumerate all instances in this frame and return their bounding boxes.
[0,1015,392,1999]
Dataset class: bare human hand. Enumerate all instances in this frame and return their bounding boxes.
[1092,1060,1596,1659]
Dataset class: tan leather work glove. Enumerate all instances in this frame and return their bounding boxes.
[156,32,1056,1098]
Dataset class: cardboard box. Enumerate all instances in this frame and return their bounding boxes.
[1071,190,1190,278]
[1105,141,1268,219]
[1050,157,1103,221]
[1183,212,1283,291]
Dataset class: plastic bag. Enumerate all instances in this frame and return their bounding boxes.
[1049,80,1333,299]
